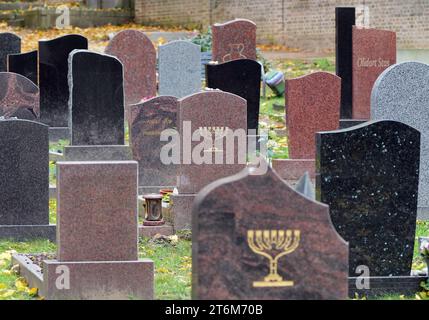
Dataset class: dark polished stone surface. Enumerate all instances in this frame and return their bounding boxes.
[0,33,20,72]
[193,165,348,300]
[8,50,38,85]
[39,34,88,127]
[206,59,261,134]
[336,7,355,119]
[69,50,124,146]
[316,120,420,277]
[0,120,49,225]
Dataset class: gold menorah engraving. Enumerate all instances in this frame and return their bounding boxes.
[198,127,228,153]
[247,230,300,288]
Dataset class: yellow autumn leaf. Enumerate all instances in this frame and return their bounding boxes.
[15,278,28,292]
[28,288,38,297]
[0,283,6,290]
[1,270,11,276]
[157,267,171,274]
[0,290,15,299]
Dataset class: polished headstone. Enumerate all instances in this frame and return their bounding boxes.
[68,50,124,146]
[39,34,88,127]
[8,50,38,85]
[105,30,156,104]
[352,27,396,119]
[371,62,429,211]
[0,119,49,225]
[206,59,261,133]
[336,7,355,119]
[316,120,420,276]
[158,40,201,98]
[0,72,39,119]
[212,19,257,63]
[0,33,20,72]
[193,165,348,300]
[130,96,179,189]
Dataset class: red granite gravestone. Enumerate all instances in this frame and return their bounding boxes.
[272,72,340,181]
[212,19,257,63]
[105,30,156,105]
[352,27,396,120]
[192,164,349,300]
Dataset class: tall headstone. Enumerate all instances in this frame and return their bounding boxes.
[8,50,38,85]
[130,96,179,193]
[0,72,39,120]
[212,19,257,63]
[158,40,201,98]
[39,34,88,128]
[105,30,156,105]
[193,165,348,300]
[206,59,261,134]
[352,27,396,119]
[0,33,20,72]
[372,62,429,214]
[316,120,420,278]
[0,119,54,241]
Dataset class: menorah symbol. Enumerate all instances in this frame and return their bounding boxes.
[223,43,247,62]
[247,229,300,288]
[198,126,228,153]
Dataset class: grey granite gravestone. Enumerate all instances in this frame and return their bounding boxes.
[371,62,429,220]
[0,119,55,241]
[0,33,20,72]
[158,41,201,98]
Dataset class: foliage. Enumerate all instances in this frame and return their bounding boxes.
[190,26,212,52]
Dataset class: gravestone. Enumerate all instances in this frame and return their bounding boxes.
[8,50,38,85]
[193,164,348,299]
[272,72,340,181]
[0,72,39,120]
[105,30,156,105]
[158,40,201,98]
[171,90,247,229]
[316,121,420,280]
[0,33,20,72]
[371,62,429,218]
[352,27,396,119]
[212,19,257,63]
[206,59,261,134]
[130,96,178,193]
[39,34,88,129]
[14,161,154,300]
[336,7,355,119]
[0,119,55,241]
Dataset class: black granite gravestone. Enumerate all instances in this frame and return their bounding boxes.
[69,50,124,146]
[336,7,355,119]
[316,120,420,277]
[8,50,38,85]
[206,59,261,134]
[0,33,20,72]
[39,34,88,127]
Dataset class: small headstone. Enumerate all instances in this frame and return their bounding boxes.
[105,30,156,104]
[39,34,88,127]
[0,33,20,72]
[294,172,315,200]
[68,50,124,146]
[0,72,39,119]
[371,62,429,212]
[158,40,201,98]
[352,27,396,119]
[193,165,348,299]
[7,50,38,85]
[212,19,257,63]
[206,59,261,134]
[130,96,179,191]
[316,120,420,276]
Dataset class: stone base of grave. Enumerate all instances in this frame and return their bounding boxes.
[271,159,316,181]
[63,145,132,161]
[170,194,195,230]
[49,185,57,199]
[417,208,429,221]
[348,276,428,298]
[48,127,69,142]
[0,225,56,242]
[139,224,174,237]
[139,186,176,195]
[12,254,154,300]
[339,119,368,129]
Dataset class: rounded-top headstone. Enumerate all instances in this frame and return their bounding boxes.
[0,32,21,72]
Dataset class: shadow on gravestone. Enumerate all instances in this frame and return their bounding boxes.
[192,163,348,300]
[0,72,39,120]
[7,50,38,85]
[371,62,429,219]
[295,172,315,200]
[0,32,20,72]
